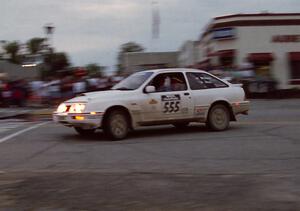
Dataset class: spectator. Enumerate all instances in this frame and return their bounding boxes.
[40,81,50,105]
[1,81,12,107]
[86,77,98,92]
[48,78,61,105]
[30,78,44,105]
[61,76,74,100]
[73,78,86,95]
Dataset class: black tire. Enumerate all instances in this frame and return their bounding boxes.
[74,127,96,136]
[206,104,230,131]
[103,110,130,140]
[173,122,190,129]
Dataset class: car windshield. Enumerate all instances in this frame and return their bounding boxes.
[112,71,153,90]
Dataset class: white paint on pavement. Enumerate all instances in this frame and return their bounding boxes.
[0,122,49,143]
[0,122,30,133]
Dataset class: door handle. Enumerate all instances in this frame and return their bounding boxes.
[184,92,190,96]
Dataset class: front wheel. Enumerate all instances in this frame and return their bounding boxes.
[206,104,230,131]
[74,127,96,136]
[103,110,130,140]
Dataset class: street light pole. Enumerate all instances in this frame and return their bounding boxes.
[44,23,55,52]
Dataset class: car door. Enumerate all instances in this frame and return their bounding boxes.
[186,72,230,120]
[141,72,193,122]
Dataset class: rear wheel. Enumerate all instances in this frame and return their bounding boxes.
[103,110,130,140]
[206,104,230,131]
[74,127,96,136]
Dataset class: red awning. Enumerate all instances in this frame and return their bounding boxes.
[248,53,274,62]
[289,52,300,61]
[207,52,218,57]
[208,49,235,58]
[290,79,300,85]
[75,68,87,76]
[218,49,235,58]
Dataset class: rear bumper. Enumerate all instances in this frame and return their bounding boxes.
[53,112,103,129]
[232,101,250,115]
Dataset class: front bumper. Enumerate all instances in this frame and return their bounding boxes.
[53,112,103,129]
[232,101,250,115]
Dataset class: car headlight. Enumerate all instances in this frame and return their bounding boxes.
[69,103,86,113]
[56,103,67,113]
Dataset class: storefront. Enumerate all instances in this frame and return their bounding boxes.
[197,13,300,89]
[247,53,274,78]
[289,52,300,84]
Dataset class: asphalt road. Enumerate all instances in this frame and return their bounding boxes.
[0,99,300,210]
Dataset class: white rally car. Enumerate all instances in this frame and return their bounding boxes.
[53,69,249,140]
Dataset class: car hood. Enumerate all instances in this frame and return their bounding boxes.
[66,90,133,103]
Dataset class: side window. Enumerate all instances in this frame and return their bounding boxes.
[201,73,228,88]
[148,72,187,92]
[186,72,207,90]
[187,72,228,90]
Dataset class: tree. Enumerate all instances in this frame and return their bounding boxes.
[27,37,45,55]
[44,52,70,76]
[86,63,105,77]
[119,42,145,53]
[4,41,20,63]
[0,40,6,59]
[117,42,145,73]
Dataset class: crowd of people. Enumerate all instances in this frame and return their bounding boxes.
[0,75,124,108]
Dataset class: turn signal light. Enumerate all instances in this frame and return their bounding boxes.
[74,116,85,120]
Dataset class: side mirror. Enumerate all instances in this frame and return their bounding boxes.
[145,85,156,93]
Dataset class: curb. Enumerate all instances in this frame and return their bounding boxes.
[0,109,54,120]
[0,112,30,120]
[28,109,54,120]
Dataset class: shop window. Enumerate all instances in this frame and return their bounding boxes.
[248,53,274,79]
[254,63,271,78]
[219,57,234,68]
[290,61,300,79]
[289,52,300,80]
[218,50,235,69]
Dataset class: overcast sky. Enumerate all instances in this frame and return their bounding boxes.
[1,0,299,71]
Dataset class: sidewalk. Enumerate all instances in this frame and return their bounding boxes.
[0,107,54,120]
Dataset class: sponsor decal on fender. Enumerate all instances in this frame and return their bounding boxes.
[149,99,158,104]
[194,106,207,116]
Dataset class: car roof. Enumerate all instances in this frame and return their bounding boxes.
[142,68,208,74]
[140,68,231,85]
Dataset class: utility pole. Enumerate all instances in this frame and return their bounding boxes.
[151,1,160,51]
[152,1,160,40]
[44,23,55,52]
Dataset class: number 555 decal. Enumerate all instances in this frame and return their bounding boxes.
[163,101,180,113]
[161,94,181,114]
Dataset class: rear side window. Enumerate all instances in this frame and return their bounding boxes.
[186,72,228,90]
